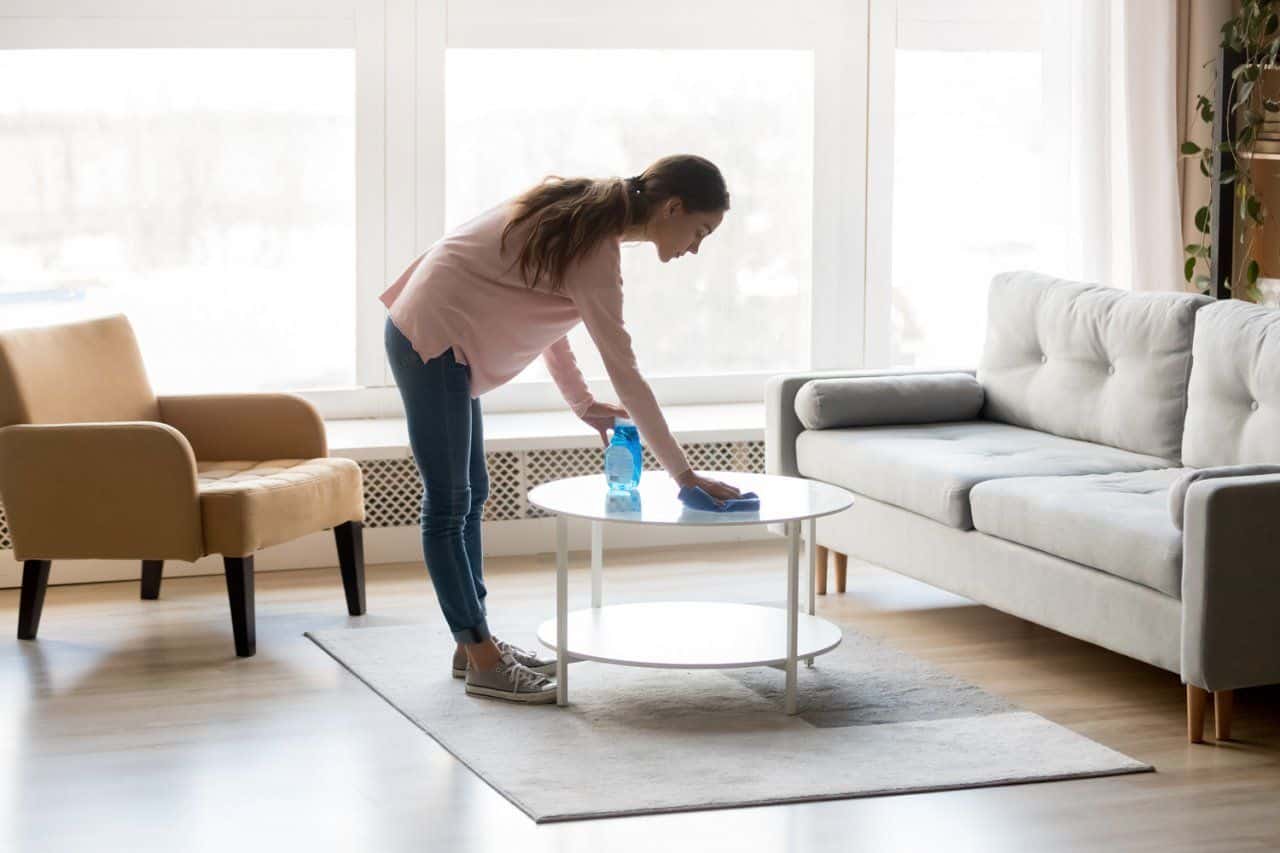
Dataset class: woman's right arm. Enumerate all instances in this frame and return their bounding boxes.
[561,243,741,501]
[560,248,692,481]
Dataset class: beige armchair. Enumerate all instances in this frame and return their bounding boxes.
[0,314,367,657]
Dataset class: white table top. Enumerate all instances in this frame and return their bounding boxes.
[526,470,855,526]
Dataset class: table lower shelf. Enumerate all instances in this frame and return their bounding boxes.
[535,601,843,669]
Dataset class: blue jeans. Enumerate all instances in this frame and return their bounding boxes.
[384,315,491,643]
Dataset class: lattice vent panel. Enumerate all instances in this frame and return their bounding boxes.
[348,438,766,526]
[0,440,766,548]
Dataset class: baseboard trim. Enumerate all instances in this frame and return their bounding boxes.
[0,519,779,589]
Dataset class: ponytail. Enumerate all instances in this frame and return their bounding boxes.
[501,176,635,293]
[501,154,729,293]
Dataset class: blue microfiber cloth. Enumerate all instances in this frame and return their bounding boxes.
[678,485,761,513]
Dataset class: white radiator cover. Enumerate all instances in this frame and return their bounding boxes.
[0,439,772,587]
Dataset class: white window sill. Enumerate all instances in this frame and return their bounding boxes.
[326,402,765,460]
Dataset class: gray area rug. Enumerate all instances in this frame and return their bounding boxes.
[307,613,1151,823]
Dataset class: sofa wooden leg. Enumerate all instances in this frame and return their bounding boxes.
[834,551,848,594]
[815,545,828,596]
[1187,684,1208,743]
[17,559,52,640]
[334,521,366,616]
[1214,689,1235,741]
[141,560,164,600]
[223,555,256,658]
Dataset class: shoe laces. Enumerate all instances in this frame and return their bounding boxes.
[494,636,532,661]
[500,654,551,695]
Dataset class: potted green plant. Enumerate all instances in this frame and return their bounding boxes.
[1183,0,1280,301]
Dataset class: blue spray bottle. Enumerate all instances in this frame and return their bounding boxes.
[604,417,643,492]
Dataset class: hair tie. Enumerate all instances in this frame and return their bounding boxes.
[627,174,646,193]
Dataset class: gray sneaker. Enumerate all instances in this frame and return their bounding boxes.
[452,636,556,679]
[464,652,557,704]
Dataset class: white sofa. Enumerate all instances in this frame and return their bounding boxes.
[765,271,1280,742]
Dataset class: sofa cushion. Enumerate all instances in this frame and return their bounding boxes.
[793,420,1171,530]
[794,373,984,430]
[978,271,1210,461]
[969,468,1186,598]
[198,458,365,557]
[1182,299,1280,468]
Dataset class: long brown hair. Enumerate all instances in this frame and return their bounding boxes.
[501,154,730,293]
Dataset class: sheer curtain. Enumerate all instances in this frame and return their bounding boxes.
[1039,0,1218,292]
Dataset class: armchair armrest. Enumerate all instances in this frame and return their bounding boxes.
[158,393,327,460]
[765,367,977,477]
[1181,472,1280,691]
[0,422,203,561]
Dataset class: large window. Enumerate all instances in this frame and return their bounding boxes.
[889,48,1041,367]
[0,1,867,416]
[0,48,356,393]
[866,0,1044,369]
[445,49,814,382]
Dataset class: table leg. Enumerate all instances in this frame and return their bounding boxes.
[805,516,816,668]
[591,520,603,609]
[785,519,799,715]
[556,515,569,707]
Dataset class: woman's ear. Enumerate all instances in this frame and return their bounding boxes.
[665,197,683,218]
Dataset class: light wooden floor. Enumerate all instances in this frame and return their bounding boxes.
[2,540,1278,853]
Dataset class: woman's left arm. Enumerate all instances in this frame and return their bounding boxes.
[542,335,595,418]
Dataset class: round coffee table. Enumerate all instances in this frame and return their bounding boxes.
[527,470,855,714]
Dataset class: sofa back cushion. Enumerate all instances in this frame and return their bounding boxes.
[977,271,1210,461]
[1182,299,1280,467]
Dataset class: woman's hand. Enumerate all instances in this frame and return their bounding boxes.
[580,400,630,446]
[674,469,744,505]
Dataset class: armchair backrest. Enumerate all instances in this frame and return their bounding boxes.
[0,314,159,428]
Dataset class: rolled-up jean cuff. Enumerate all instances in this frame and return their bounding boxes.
[452,621,492,644]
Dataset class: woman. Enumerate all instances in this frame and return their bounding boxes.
[380,154,743,704]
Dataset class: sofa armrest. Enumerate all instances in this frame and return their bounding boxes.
[0,422,204,561]
[765,367,977,477]
[158,393,327,461]
[1168,464,1280,530]
[1181,473,1280,691]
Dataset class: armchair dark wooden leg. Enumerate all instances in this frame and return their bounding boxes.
[17,559,52,640]
[334,521,366,616]
[223,555,256,657]
[141,560,164,600]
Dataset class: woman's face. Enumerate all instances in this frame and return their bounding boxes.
[649,198,725,263]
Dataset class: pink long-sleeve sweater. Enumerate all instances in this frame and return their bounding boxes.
[379,199,692,480]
